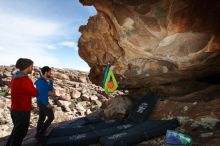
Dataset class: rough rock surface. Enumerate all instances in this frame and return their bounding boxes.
[78,0,220,145]
[79,0,220,93]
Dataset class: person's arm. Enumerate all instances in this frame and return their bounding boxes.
[47,103,54,108]
[35,80,49,106]
[47,79,55,108]
[48,90,56,96]
[25,78,38,97]
[48,80,53,91]
[48,80,56,96]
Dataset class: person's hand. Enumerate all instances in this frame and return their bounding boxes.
[48,90,56,97]
[52,89,56,96]
[47,76,54,81]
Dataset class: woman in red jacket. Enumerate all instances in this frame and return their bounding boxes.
[6,58,38,146]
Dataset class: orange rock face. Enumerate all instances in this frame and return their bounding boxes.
[79,0,220,145]
[79,0,220,90]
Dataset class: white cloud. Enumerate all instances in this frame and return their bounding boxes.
[59,41,78,51]
[0,13,62,67]
[0,13,90,71]
[59,41,75,48]
[62,61,90,72]
[0,14,58,37]
[41,44,57,50]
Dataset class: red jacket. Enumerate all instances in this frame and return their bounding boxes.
[11,72,38,112]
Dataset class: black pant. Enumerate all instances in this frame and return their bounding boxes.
[6,111,30,146]
[36,102,54,134]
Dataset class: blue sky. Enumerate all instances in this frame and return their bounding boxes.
[0,0,96,71]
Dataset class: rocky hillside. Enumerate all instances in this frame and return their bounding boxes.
[0,65,165,146]
[0,65,125,145]
[78,0,220,145]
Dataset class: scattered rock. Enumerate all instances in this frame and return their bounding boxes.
[3,71,11,77]
[60,74,70,80]
[90,95,98,101]
[78,76,88,83]
[94,100,102,107]
[70,89,81,99]
[0,125,10,137]
[104,96,133,119]
[191,117,220,129]
[69,74,78,82]
[0,100,5,108]
[54,87,66,97]
[0,65,110,140]
[200,132,214,138]
[81,94,90,101]
[76,102,86,115]
[57,100,71,108]
[86,109,92,115]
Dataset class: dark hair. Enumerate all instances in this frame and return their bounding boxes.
[15,58,33,71]
[41,66,51,75]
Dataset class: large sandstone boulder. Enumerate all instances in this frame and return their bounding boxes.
[79,0,220,95]
[78,0,220,145]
